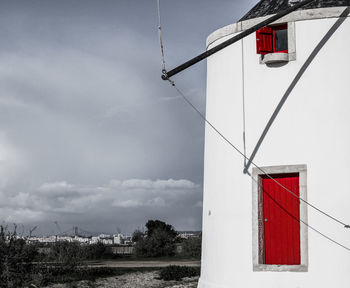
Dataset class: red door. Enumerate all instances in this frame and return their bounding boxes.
[262,173,300,265]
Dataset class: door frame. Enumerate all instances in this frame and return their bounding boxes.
[252,164,308,272]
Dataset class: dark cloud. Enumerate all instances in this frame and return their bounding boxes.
[0,178,202,235]
[0,0,255,234]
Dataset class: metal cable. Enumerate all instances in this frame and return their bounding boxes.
[241,38,247,167]
[167,78,349,229]
[157,0,166,73]
[161,0,316,80]
[157,0,349,251]
[251,176,350,251]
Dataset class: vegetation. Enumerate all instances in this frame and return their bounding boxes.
[0,226,39,288]
[131,229,144,243]
[82,242,107,260]
[181,237,201,259]
[134,220,177,257]
[0,225,158,288]
[158,265,200,281]
[47,241,85,270]
[0,220,201,287]
[44,242,110,262]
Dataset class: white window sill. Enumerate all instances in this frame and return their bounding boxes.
[259,52,296,65]
[253,264,308,272]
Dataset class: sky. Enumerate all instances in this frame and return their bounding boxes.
[0,0,256,236]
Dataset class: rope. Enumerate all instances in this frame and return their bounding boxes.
[157,0,166,73]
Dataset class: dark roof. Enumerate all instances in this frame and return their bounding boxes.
[240,0,350,21]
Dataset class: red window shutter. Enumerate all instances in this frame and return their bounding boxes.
[256,27,273,55]
[262,173,300,265]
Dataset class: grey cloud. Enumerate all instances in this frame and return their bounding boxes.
[0,0,256,233]
[0,178,202,234]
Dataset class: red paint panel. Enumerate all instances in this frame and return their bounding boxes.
[262,173,300,265]
[256,24,288,55]
[256,27,273,55]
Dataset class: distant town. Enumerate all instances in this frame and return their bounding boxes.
[14,227,201,246]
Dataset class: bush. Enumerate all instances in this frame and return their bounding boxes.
[47,241,84,270]
[181,237,201,259]
[82,242,107,260]
[158,265,200,281]
[0,226,40,288]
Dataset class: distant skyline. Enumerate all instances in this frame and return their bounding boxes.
[0,0,256,235]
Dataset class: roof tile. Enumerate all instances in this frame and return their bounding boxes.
[240,0,350,21]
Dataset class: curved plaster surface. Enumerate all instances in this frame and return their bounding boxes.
[206,6,350,49]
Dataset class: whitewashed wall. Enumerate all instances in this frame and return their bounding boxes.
[199,9,350,288]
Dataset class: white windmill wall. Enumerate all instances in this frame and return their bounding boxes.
[199,7,350,288]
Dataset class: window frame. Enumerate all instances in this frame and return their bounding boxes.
[272,24,288,53]
[252,164,308,272]
[257,22,296,65]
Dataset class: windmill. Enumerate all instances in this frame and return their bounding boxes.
[157,0,350,287]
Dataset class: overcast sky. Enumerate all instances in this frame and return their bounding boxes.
[0,0,256,236]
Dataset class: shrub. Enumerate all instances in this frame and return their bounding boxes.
[47,241,84,270]
[0,226,39,288]
[158,265,200,281]
[181,237,201,259]
[82,242,106,260]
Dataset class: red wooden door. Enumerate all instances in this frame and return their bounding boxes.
[262,173,300,265]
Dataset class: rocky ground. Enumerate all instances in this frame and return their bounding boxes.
[45,271,198,288]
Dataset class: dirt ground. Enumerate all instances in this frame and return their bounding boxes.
[45,271,199,288]
[89,260,200,268]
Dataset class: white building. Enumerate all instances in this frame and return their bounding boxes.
[90,234,113,245]
[73,236,89,244]
[38,236,56,243]
[199,1,350,287]
[57,236,74,242]
[113,233,123,245]
[100,238,113,245]
[123,235,133,245]
[90,236,100,244]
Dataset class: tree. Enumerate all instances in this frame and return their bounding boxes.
[135,220,177,257]
[145,220,177,238]
[132,229,144,243]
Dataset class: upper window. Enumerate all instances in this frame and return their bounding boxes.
[256,24,288,55]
